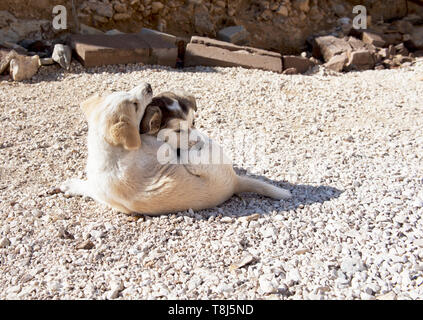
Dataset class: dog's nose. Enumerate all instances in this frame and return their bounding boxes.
[145,83,152,95]
[130,83,153,98]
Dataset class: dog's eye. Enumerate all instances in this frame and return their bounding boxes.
[175,129,181,133]
[133,102,139,112]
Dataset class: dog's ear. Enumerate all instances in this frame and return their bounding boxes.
[179,93,197,112]
[106,115,141,150]
[140,105,162,134]
[80,94,104,120]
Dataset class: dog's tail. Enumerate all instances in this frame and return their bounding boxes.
[235,175,292,200]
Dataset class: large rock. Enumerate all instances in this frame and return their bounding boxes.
[362,32,386,48]
[52,44,72,70]
[324,53,348,72]
[142,33,178,67]
[346,50,375,71]
[190,36,281,59]
[71,33,177,68]
[10,55,40,81]
[282,55,315,73]
[185,37,282,73]
[0,49,18,74]
[347,36,367,52]
[138,30,186,67]
[313,34,382,71]
[313,35,351,61]
[217,26,249,45]
[71,34,149,67]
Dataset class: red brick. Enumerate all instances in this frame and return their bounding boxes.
[191,36,281,58]
[282,55,315,74]
[71,34,149,67]
[184,37,282,73]
[141,33,178,67]
[71,33,177,67]
[184,43,282,73]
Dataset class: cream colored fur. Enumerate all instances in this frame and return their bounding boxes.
[60,84,291,215]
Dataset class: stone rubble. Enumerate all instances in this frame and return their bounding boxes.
[52,44,72,70]
[1,2,423,81]
[9,54,40,81]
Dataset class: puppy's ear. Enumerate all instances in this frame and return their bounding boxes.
[140,106,162,134]
[180,94,197,112]
[106,115,141,150]
[80,94,104,120]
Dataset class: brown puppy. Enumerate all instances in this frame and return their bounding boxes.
[140,91,196,134]
[140,91,200,151]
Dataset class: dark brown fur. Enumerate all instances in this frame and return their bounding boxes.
[139,91,197,134]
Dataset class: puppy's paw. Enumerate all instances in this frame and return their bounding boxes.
[60,179,88,197]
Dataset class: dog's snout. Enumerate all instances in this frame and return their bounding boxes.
[145,83,152,95]
[129,83,153,99]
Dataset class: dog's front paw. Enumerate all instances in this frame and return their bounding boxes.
[60,179,87,197]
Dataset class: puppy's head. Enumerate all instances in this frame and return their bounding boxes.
[139,90,200,150]
[140,90,197,135]
[80,83,153,151]
[139,105,163,135]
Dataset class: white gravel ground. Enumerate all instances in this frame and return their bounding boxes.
[1,60,423,300]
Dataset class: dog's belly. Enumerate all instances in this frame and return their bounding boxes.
[130,163,237,214]
[97,134,238,215]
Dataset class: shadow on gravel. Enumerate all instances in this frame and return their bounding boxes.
[228,167,344,215]
[134,167,343,219]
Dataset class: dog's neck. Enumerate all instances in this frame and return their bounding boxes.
[86,127,129,174]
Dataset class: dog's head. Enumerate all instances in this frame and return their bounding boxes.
[139,90,197,135]
[139,90,200,151]
[80,83,153,151]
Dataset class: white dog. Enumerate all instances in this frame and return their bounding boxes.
[60,83,291,215]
